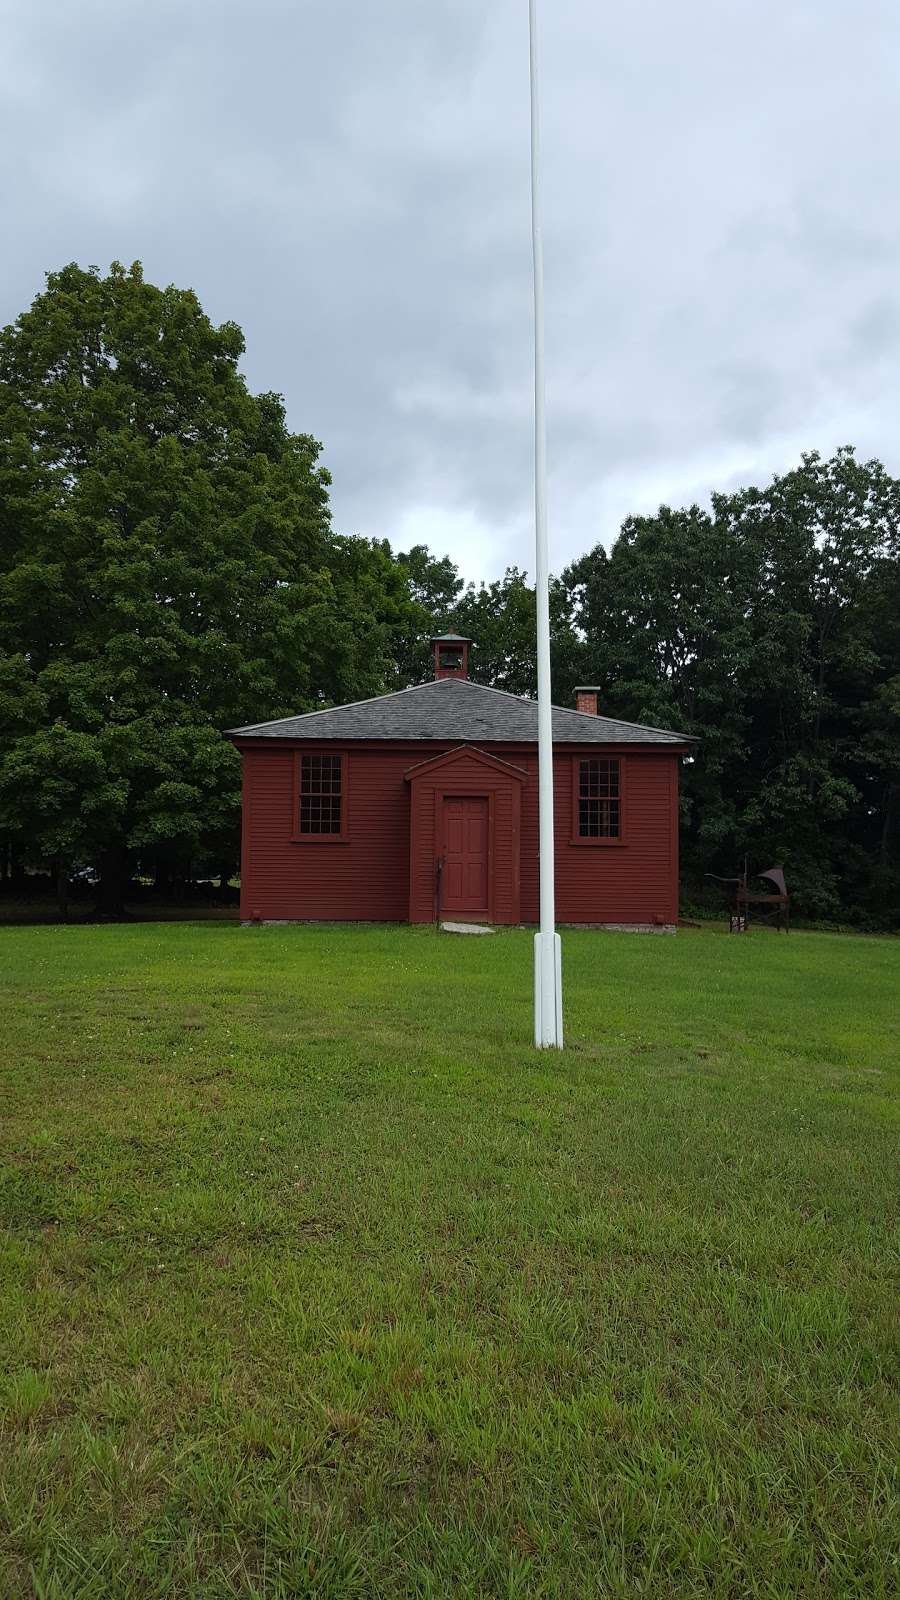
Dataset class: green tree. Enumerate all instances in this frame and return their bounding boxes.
[0,262,406,911]
[443,567,578,700]
[725,449,900,915]
[396,543,464,621]
[563,503,774,864]
[385,542,464,684]
[451,568,538,695]
[564,448,900,924]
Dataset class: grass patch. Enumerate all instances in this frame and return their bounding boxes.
[1,922,898,1597]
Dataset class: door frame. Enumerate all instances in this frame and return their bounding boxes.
[435,788,495,922]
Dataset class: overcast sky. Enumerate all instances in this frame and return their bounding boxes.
[3,0,900,581]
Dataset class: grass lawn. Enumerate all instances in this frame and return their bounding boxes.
[1,923,897,1598]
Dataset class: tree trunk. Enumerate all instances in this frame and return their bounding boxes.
[96,845,128,918]
[10,845,26,891]
[55,858,70,921]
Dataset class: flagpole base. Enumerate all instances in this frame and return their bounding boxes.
[534,931,563,1048]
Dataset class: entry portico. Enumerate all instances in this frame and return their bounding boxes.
[405,744,527,924]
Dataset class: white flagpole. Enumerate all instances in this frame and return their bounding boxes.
[529,0,563,1048]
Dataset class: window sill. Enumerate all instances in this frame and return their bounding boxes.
[290,834,350,845]
[569,835,626,848]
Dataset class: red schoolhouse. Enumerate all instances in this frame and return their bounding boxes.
[228,636,692,928]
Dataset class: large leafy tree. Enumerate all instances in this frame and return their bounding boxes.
[563,501,795,861]
[563,449,900,923]
[393,562,577,699]
[377,542,465,685]
[0,261,407,910]
[451,568,538,696]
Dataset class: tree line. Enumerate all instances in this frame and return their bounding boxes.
[1,264,898,925]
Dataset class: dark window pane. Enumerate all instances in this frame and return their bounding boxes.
[300,754,343,834]
[578,759,619,837]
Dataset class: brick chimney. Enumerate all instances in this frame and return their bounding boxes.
[574,685,601,715]
[431,634,472,681]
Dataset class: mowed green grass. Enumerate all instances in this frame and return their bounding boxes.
[1,923,897,1599]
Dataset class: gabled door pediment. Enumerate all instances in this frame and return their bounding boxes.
[404,744,527,784]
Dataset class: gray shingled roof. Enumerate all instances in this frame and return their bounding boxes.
[227,677,692,745]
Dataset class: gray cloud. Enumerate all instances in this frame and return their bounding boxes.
[3,0,900,579]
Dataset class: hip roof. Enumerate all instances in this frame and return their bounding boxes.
[227,676,693,746]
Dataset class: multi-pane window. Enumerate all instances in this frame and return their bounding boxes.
[578,758,620,838]
[299,754,343,835]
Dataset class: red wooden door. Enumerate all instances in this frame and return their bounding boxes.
[442,797,489,914]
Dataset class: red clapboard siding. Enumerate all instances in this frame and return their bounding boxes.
[238,741,680,925]
[519,750,679,925]
[240,747,413,922]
